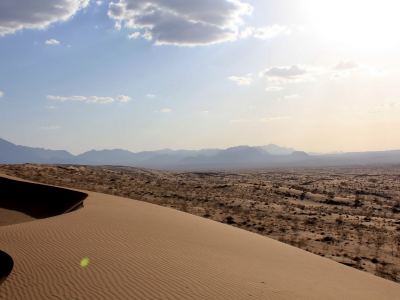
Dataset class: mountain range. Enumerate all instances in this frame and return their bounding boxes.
[1,137,400,169]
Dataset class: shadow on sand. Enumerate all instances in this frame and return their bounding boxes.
[0,176,88,219]
[0,250,13,286]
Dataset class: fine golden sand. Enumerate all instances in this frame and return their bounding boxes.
[1,174,400,299]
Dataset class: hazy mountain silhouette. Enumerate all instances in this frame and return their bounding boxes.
[0,138,74,164]
[2,137,400,169]
[255,144,295,155]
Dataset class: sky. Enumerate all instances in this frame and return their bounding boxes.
[0,0,400,155]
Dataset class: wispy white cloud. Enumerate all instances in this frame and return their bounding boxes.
[260,64,324,84]
[46,106,57,109]
[46,94,131,104]
[147,94,155,98]
[96,0,103,5]
[45,39,60,44]
[108,0,253,46]
[39,126,60,130]
[265,86,283,91]
[240,24,291,40]
[228,75,253,85]
[253,24,291,39]
[0,0,90,36]
[116,95,131,102]
[47,95,86,101]
[329,61,359,79]
[330,71,351,80]
[381,102,400,109]
[160,108,172,113]
[236,60,383,86]
[86,96,115,104]
[284,94,299,99]
[239,26,255,38]
[127,32,140,39]
[330,60,358,71]
[0,91,3,97]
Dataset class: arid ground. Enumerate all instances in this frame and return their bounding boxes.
[1,163,399,283]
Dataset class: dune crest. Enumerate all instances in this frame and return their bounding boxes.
[0,176,87,222]
[0,174,399,299]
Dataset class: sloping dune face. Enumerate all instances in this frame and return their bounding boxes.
[0,176,87,221]
[0,175,400,299]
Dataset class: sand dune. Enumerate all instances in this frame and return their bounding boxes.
[0,174,400,299]
[0,176,87,220]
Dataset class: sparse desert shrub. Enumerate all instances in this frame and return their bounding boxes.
[226,216,236,224]
[375,262,398,282]
[335,215,344,226]
[297,238,307,248]
[181,201,188,212]
[303,218,317,226]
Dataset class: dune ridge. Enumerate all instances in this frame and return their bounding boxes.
[0,176,87,220]
[0,174,400,299]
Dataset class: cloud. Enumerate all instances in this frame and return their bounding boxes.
[107,0,253,46]
[239,26,255,38]
[147,94,155,98]
[239,24,291,40]
[47,95,87,101]
[127,32,140,39]
[253,24,291,39]
[381,102,400,109]
[330,60,358,71]
[39,126,60,130]
[330,71,351,80]
[45,39,60,44]
[329,61,358,79]
[0,91,3,97]
[260,64,323,84]
[0,0,89,36]
[228,75,253,85]
[265,86,283,91]
[116,95,132,102]
[160,108,171,113]
[46,106,57,109]
[86,96,115,104]
[284,94,299,99]
[96,0,103,5]
[47,94,131,104]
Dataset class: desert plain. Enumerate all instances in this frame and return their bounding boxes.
[1,163,400,299]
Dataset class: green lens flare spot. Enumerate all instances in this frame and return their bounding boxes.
[80,257,89,267]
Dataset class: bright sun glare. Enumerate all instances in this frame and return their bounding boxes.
[305,0,400,54]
